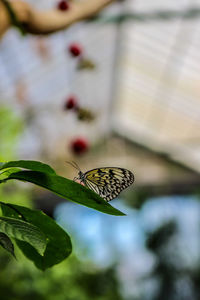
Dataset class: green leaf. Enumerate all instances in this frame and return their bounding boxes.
[0,216,47,256]
[1,202,72,270]
[0,232,16,258]
[2,170,125,216]
[0,160,56,175]
[0,167,21,180]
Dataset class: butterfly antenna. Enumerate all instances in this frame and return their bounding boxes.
[72,161,81,171]
[65,161,81,171]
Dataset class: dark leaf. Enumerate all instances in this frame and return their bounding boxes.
[0,232,16,258]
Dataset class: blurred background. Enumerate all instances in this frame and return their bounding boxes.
[0,0,200,299]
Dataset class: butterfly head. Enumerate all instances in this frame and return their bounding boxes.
[67,161,85,185]
[74,170,84,180]
[73,171,85,185]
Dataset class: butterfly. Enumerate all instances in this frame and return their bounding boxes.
[68,162,134,202]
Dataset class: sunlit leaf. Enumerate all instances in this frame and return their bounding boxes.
[0,167,21,180]
[0,160,56,174]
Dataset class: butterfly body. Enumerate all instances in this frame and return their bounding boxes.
[74,167,134,202]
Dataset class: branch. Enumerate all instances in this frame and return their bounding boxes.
[0,0,114,38]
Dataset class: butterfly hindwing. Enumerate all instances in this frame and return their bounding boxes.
[83,167,134,202]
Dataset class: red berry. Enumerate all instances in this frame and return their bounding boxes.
[64,96,78,110]
[70,138,89,155]
[57,1,70,11]
[68,43,82,57]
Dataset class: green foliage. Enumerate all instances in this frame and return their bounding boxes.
[0,181,32,207]
[0,107,125,269]
[0,202,72,270]
[0,107,23,161]
[0,215,47,256]
[0,160,125,216]
[0,160,124,269]
[0,252,124,300]
[0,160,56,174]
[73,264,123,300]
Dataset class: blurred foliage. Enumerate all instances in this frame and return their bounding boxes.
[0,250,123,300]
[145,220,200,300]
[146,220,177,252]
[126,189,149,209]
[0,182,32,207]
[126,185,200,209]
[77,58,96,70]
[77,108,96,122]
[0,106,23,161]
[0,105,29,206]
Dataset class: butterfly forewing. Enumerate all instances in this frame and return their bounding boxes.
[83,167,134,202]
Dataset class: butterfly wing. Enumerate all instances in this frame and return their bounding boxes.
[83,167,134,201]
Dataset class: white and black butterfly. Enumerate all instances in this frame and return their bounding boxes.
[68,162,134,202]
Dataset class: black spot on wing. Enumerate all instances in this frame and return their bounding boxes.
[83,167,134,202]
